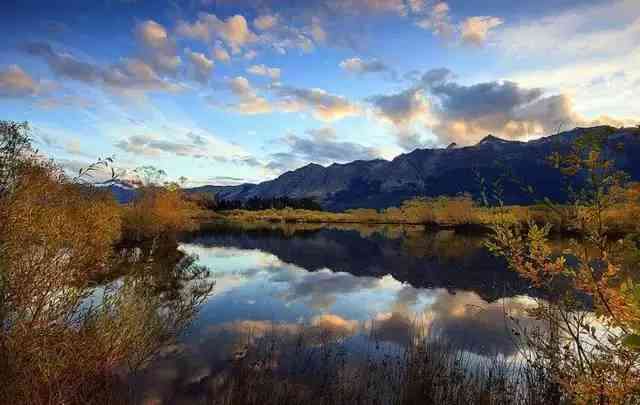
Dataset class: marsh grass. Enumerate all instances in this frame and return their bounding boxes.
[186,321,562,405]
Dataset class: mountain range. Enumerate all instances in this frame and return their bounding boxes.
[187,126,640,211]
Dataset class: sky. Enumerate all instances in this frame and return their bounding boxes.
[1,0,639,186]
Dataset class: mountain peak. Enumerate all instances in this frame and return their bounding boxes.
[187,126,640,211]
[477,134,518,146]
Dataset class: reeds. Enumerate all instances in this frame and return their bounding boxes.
[195,321,563,405]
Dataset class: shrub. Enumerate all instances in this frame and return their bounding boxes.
[120,187,199,242]
[487,130,640,403]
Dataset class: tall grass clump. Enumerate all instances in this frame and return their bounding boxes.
[190,320,560,405]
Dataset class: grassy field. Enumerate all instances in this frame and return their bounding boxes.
[197,194,640,236]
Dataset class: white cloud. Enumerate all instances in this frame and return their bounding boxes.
[217,78,360,122]
[176,13,257,54]
[243,50,258,60]
[493,0,640,119]
[274,85,361,122]
[185,48,214,83]
[226,76,272,114]
[339,57,389,75]
[135,20,181,74]
[495,0,640,61]
[212,43,231,62]
[460,16,503,46]
[247,64,281,80]
[253,14,279,31]
[415,2,454,38]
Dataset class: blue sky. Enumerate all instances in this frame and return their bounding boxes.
[1,0,638,185]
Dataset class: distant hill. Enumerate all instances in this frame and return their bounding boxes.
[189,126,640,211]
[95,179,137,204]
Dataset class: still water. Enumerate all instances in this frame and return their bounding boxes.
[134,223,542,402]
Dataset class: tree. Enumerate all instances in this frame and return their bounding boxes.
[134,165,167,187]
[487,128,640,403]
[0,121,32,195]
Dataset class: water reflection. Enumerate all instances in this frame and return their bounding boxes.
[133,224,543,403]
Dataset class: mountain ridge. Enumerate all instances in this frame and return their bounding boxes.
[194,125,640,211]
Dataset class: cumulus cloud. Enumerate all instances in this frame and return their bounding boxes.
[255,22,315,54]
[212,42,231,62]
[135,20,181,74]
[368,88,429,127]
[0,65,41,98]
[415,2,454,38]
[366,66,637,148]
[176,13,257,54]
[253,14,278,31]
[217,77,360,121]
[102,58,182,93]
[339,57,389,75]
[274,85,360,121]
[247,64,281,80]
[367,86,434,149]
[420,69,578,144]
[185,48,214,83]
[226,76,272,114]
[460,16,503,46]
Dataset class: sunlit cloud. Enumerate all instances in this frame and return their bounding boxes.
[185,48,214,83]
[176,13,257,54]
[0,65,41,98]
[224,75,272,114]
[273,85,361,121]
[246,63,281,80]
[460,16,503,46]
[134,19,181,75]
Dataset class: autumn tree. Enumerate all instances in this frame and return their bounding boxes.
[0,121,212,404]
[488,128,640,404]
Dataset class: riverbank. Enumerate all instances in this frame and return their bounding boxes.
[195,195,640,237]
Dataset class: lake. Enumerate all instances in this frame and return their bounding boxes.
[132,222,545,403]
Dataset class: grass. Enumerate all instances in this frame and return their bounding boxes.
[160,319,562,405]
[206,193,640,237]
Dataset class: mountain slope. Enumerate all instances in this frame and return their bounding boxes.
[191,126,640,211]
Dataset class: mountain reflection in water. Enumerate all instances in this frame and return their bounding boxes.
[133,223,543,403]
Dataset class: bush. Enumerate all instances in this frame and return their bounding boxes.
[120,187,199,242]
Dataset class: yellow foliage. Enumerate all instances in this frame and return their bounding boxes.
[120,187,198,241]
